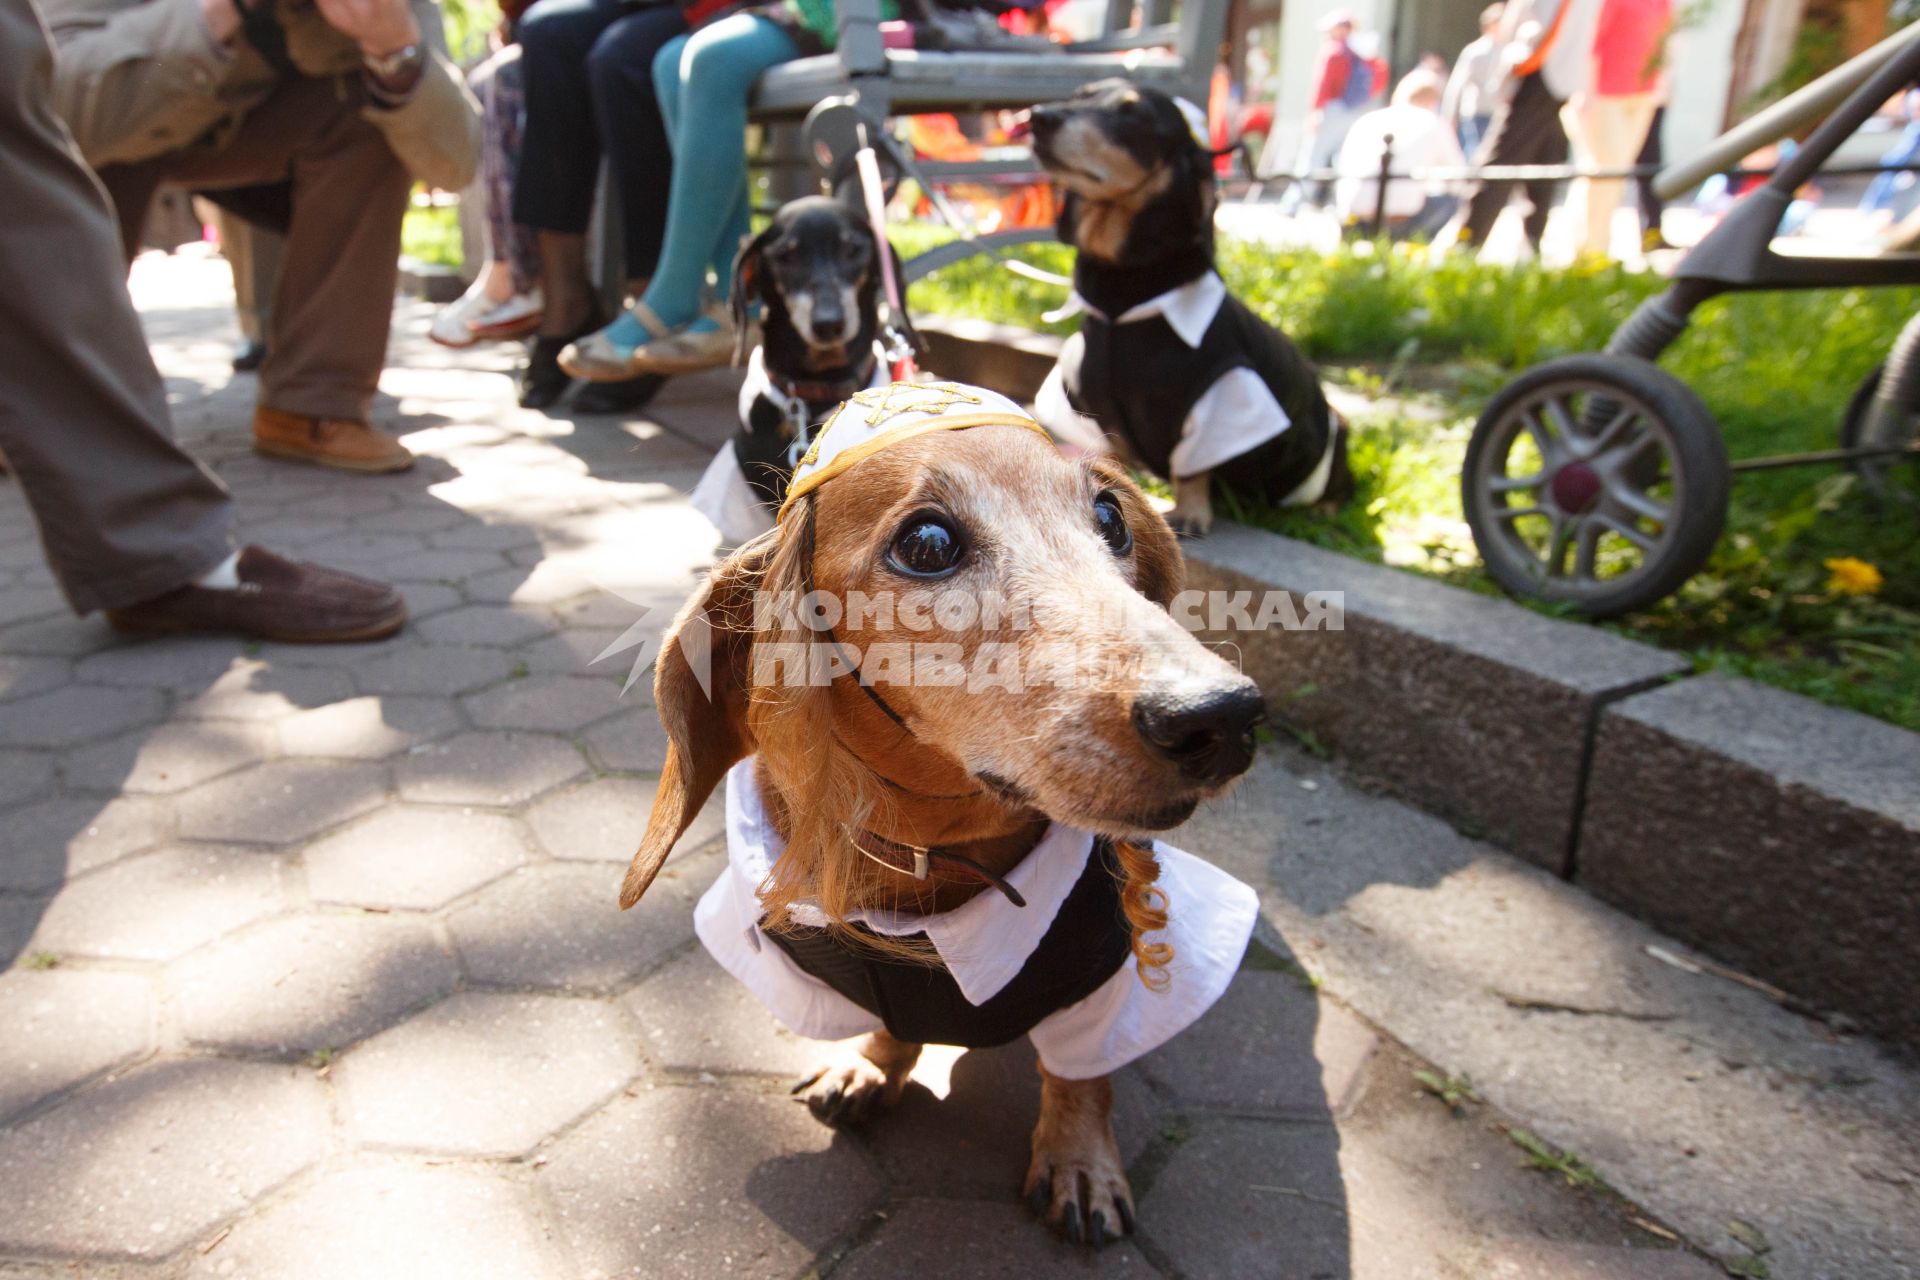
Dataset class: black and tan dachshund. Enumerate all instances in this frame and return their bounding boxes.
[691,195,902,543]
[1030,79,1350,535]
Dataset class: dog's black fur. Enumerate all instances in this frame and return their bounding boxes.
[726,195,894,509]
[1032,80,1347,530]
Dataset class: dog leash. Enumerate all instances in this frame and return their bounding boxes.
[852,124,920,382]
[767,359,880,470]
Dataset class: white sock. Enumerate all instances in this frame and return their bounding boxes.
[195,551,241,590]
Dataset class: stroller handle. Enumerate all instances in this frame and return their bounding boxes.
[1654,19,1920,202]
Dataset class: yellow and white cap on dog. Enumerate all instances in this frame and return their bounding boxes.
[776,381,1051,521]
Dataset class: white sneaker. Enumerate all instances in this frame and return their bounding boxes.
[470,287,544,340]
[429,277,501,348]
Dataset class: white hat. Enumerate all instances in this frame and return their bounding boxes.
[777,381,1051,521]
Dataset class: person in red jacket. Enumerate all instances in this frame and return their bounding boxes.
[1264,10,1386,213]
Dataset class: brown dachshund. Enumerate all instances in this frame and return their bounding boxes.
[622,382,1263,1246]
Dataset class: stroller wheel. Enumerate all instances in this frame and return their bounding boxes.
[1840,361,1920,509]
[1463,355,1730,618]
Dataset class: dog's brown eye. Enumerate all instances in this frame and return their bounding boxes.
[1093,494,1132,555]
[889,516,965,577]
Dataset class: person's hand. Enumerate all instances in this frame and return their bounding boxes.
[311,0,420,57]
[200,0,241,47]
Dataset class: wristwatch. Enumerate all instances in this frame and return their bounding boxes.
[363,43,424,82]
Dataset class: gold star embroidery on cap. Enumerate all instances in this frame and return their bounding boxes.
[846,381,984,426]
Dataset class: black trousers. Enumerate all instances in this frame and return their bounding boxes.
[513,0,686,277]
[1635,105,1666,237]
[1458,71,1569,251]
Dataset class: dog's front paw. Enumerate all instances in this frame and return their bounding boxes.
[791,1033,918,1127]
[1168,473,1213,538]
[1023,1119,1135,1248]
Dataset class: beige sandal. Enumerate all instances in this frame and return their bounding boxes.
[558,301,676,383]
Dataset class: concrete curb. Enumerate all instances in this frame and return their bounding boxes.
[1181,524,1920,1052]
[1180,524,1691,874]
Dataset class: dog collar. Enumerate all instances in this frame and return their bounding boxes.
[766,353,879,408]
[845,826,1029,908]
[776,381,1051,521]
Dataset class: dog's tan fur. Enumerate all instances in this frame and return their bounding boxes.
[622,425,1255,1244]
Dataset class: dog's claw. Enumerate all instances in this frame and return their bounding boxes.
[1089,1209,1109,1250]
[796,1036,915,1129]
[1116,1197,1135,1236]
[1025,1173,1052,1216]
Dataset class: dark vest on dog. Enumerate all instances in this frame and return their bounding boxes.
[1058,288,1333,500]
[763,837,1134,1047]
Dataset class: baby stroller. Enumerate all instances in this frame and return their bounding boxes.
[1461,24,1920,617]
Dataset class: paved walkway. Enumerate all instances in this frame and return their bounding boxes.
[0,253,1906,1279]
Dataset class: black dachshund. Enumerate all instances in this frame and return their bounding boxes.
[1030,80,1349,535]
[691,196,901,542]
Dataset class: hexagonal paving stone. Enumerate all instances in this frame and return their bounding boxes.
[833,1198,1153,1278]
[860,1040,1160,1201]
[0,652,71,702]
[173,662,357,721]
[176,759,387,844]
[0,747,55,809]
[415,605,553,648]
[0,684,167,748]
[336,991,638,1156]
[623,948,824,1080]
[0,969,155,1122]
[379,548,511,584]
[1135,1118,1351,1279]
[524,775,693,863]
[0,794,175,892]
[394,731,586,807]
[72,636,247,690]
[352,644,515,697]
[1135,969,1380,1118]
[0,1058,327,1259]
[537,1085,881,1279]
[276,694,462,760]
[28,844,286,961]
[461,675,621,733]
[448,856,711,992]
[581,708,671,775]
[184,1163,570,1280]
[62,720,278,795]
[303,806,528,910]
[514,628,623,677]
[172,912,459,1056]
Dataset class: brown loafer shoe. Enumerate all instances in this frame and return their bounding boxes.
[253,406,413,473]
[105,546,407,643]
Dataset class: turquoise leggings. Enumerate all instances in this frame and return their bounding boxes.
[604,13,798,343]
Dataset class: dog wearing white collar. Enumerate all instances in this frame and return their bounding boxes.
[623,382,1262,1247]
[1030,80,1352,536]
[690,195,898,544]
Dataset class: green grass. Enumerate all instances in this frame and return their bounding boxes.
[903,230,1920,731]
[402,200,463,270]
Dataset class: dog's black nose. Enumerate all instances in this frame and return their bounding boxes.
[1030,105,1063,140]
[1132,683,1265,783]
[811,292,846,335]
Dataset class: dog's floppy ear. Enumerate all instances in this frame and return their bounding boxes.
[729,224,780,367]
[619,530,778,908]
[1089,457,1184,610]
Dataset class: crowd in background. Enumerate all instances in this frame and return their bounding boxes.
[1258,0,1676,259]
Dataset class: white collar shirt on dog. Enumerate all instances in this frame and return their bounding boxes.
[1033,272,1337,503]
[693,760,1260,1079]
[690,345,891,545]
